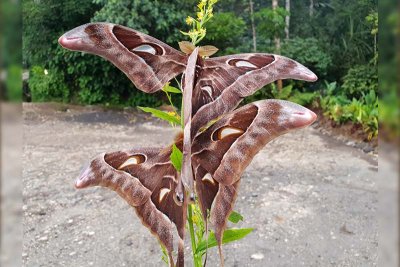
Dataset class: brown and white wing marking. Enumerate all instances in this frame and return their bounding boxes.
[76,147,186,267]
[191,54,318,137]
[59,23,187,93]
[192,99,317,266]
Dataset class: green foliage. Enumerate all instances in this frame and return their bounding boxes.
[181,0,218,45]
[28,66,70,102]
[379,90,400,140]
[282,38,332,77]
[341,64,378,98]
[195,228,253,255]
[271,84,317,107]
[170,144,183,172]
[5,65,22,102]
[289,91,318,107]
[254,7,288,41]
[203,12,246,50]
[290,0,377,81]
[228,211,244,223]
[271,84,293,99]
[186,203,252,267]
[138,107,181,126]
[319,81,378,139]
[160,245,169,265]
[245,84,317,107]
[1,0,22,74]
[162,84,182,94]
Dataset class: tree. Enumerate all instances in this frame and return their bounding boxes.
[272,0,282,89]
[285,0,290,40]
[309,0,314,17]
[249,0,257,52]
[203,12,246,52]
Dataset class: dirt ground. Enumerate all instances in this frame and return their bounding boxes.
[22,103,379,267]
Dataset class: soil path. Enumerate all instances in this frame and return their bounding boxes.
[22,103,378,267]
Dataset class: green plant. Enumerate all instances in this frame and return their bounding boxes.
[281,37,332,77]
[319,81,378,139]
[28,65,70,102]
[379,89,399,141]
[202,12,246,51]
[289,91,318,107]
[181,0,218,45]
[245,83,317,107]
[5,65,22,102]
[254,7,288,40]
[341,64,378,98]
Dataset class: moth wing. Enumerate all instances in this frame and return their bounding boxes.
[76,146,186,267]
[59,23,187,93]
[191,53,317,136]
[192,99,317,265]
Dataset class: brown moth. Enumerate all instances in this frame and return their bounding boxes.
[59,23,318,266]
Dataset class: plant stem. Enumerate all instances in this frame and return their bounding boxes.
[188,204,202,267]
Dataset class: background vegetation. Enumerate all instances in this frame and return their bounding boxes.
[22,0,379,140]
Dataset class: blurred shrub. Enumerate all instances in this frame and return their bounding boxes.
[341,64,378,98]
[379,90,399,141]
[255,7,288,41]
[244,83,317,107]
[281,37,332,77]
[203,12,246,53]
[5,65,22,102]
[319,81,378,139]
[28,66,70,102]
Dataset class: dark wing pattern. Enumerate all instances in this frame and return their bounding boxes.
[192,99,317,265]
[75,147,187,267]
[191,54,317,137]
[59,23,187,93]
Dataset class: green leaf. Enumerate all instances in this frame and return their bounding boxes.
[138,106,181,125]
[228,211,244,223]
[163,85,182,94]
[277,85,293,99]
[180,30,191,36]
[160,244,169,266]
[170,144,183,172]
[196,228,253,254]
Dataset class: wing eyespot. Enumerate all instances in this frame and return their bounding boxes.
[201,85,213,98]
[227,59,258,69]
[159,187,171,203]
[212,126,244,141]
[131,43,164,56]
[112,25,164,55]
[132,44,157,55]
[202,173,216,185]
[227,55,275,70]
[118,154,146,169]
